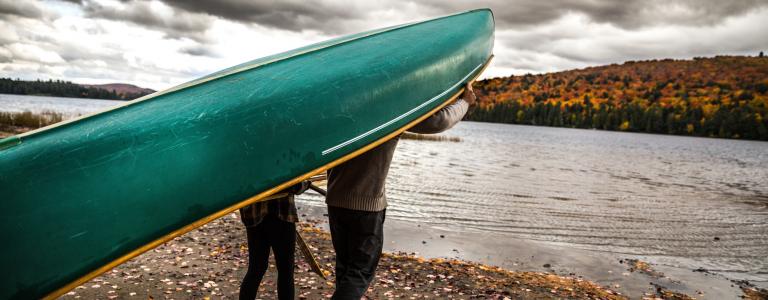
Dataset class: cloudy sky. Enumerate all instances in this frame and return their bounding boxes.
[1,0,767,90]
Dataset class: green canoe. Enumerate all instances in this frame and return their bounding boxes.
[0,9,494,299]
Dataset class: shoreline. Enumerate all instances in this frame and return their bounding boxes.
[3,114,765,299]
[0,125,35,138]
[2,103,768,143]
[298,204,762,299]
[56,203,766,299]
[57,212,627,300]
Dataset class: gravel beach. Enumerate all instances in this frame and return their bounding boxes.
[55,207,737,300]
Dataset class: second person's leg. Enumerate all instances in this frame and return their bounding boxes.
[240,222,271,300]
[269,216,297,300]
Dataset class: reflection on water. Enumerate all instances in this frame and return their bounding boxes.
[301,122,768,282]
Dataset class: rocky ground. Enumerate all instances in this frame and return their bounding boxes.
[55,212,730,300]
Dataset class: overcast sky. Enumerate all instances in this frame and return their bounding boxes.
[1,0,767,90]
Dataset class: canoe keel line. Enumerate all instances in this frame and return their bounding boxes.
[0,9,494,299]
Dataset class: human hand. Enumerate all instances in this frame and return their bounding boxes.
[288,180,311,195]
[461,81,477,106]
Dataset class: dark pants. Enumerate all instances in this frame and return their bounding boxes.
[239,214,296,300]
[328,206,386,300]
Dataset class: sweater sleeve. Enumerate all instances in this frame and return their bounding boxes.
[407,99,469,134]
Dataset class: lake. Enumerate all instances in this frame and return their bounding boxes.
[3,94,767,283]
[0,93,125,117]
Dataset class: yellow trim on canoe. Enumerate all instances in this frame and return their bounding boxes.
[43,56,492,300]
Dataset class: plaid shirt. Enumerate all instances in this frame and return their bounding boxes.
[239,195,299,227]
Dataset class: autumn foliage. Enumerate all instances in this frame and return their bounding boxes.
[468,56,768,140]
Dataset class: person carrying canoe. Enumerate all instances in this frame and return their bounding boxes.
[238,182,309,300]
[326,81,477,299]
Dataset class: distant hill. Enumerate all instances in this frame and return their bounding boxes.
[468,55,768,140]
[0,78,155,100]
[81,83,155,99]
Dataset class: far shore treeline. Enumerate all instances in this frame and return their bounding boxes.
[0,78,154,101]
[2,56,767,141]
[468,56,768,141]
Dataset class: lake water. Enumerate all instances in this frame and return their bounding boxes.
[3,94,767,283]
[0,94,125,117]
[310,117,768,283]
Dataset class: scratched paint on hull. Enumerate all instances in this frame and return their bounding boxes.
[0,9,494,299]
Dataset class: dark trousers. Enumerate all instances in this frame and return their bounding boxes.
[328,206,386,300]
[239,214,296,300]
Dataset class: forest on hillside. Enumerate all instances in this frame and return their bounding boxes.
[468,56,768,140]
[0,78,152,100]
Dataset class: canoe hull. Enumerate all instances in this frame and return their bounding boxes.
[0,9,494,299]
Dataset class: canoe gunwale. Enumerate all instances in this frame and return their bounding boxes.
[42,55,494,300]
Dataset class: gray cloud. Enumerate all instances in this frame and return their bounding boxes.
[419,0,768,30]
[155,0,768,34]
[4,0,768,89]
[179,45,217,57]
[80,0,214,42]
[0,46,12,63]
[0,0,47,19]
[161,0,362,33]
